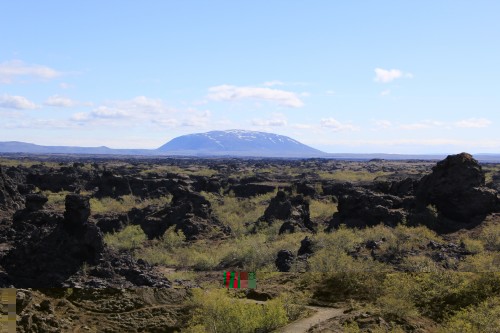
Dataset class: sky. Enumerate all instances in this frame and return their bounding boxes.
[1,1,499,154]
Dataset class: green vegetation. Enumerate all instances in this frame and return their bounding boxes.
[309,197,337,220]
[186,289,288,333]
[90,194,172,214]
[138,164,218,177]
[135,229,307,271]
[317,170,391,182]
[43,190,71,211]
[201,190,277,236]
[104,225,146,251]
[440,296,500,333]
[477,223,500,251]
[5,156,499,332]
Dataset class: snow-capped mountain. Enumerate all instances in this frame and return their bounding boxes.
[156,130,326,157]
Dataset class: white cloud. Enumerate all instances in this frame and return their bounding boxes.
[262,80,285,87]
[152,118,179,127]
[44,95,78,107]
[71,96,175,123]
[91,106,128,119]
[455,118,492,128]
[325,90,336,95]
[252,113,288,127]
[380,89,391,96]
[399,120,444,130]
[124,96,166,113]
[373,119,492,131]
[374,120,393,129]
[0,94,37,110]
[0,60,62,83]
[181,110,211,127]
[207,84,304,108]
[71,112,90,122]
[59,82,72,89]
[320,118,359,132]
[291,123,314,129]
[374,68,413,83]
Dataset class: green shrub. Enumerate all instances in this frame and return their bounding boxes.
[378,273,419,320]
[160,226,186,250]
[90,194,171,214]
[187,289,288,333]
[400,255,441,273]
[202,190,277,237]
[313,224,362,253]
[134,245,174,266]
[43,190,70,211]
[411,272,500,321]
[387,225,442,254]
[277,292,308,321]
[104,225,146,251]
[440,297,500,333]
[342,321,361,333]
[461,238,484,254]
[478,223,500,251]
[312,272,386,302]
[458,252,500,272]
[308,248,360,273]
[309,198,337,221]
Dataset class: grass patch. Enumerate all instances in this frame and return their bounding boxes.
[317,170,391,182]
[201,190,278,236]
[309,197,337,221]
[90,194,172,214]
[104,225,147,251]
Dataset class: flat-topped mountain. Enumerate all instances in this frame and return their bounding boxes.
[156,130,326,157]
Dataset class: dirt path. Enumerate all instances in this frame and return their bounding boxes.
[275,306,344,333]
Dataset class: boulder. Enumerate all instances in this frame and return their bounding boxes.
[64,194,91,227]
[263,191,293,221]
[25,193,48,212]
[297,236,315,256]
[294,181,317,197]
[95,213,129,233]
[416,153,499,222]
[275,250,295,272]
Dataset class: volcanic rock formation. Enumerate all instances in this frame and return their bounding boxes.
[258,191,317,234]
[1,194,169,288]
[0,166,23,212]
[416,152,499,223]
[140,186,231,241]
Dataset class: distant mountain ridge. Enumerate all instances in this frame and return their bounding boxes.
[1,130,500,161]
[157,130,326,157]
[0,141,152,155]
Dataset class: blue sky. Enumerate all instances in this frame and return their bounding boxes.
[1,1,499,153]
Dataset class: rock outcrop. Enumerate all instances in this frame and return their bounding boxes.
[0,166,23,212]
[416,153,499,223]
[328,187,407,230]
[140,186,231,241]
[2,194,169,288]
[257,191,316,234]
[275,249,295,272]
